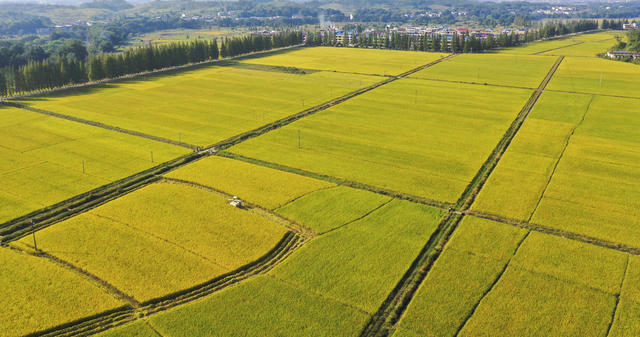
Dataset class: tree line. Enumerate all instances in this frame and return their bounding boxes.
[0,31,304,98]
[306,19,605,53]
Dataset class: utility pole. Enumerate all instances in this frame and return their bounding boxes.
[31,220,38,253]
[298,130,301,149]
[82,160,85,174]
[600,72,603,87]
[150,151,154,163]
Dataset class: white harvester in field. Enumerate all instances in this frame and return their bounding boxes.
[229,196,244,208]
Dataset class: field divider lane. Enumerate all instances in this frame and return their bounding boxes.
[454,55,565,211]
[533,41,585,55]
[359,212,464,336]
[1,102,199,150]
[545,89,640,101]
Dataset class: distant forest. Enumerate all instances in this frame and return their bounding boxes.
[0,31,304,97]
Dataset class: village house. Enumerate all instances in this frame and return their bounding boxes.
[623,22,640,30]
[606,51,640,59]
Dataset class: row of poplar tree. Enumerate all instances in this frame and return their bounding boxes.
[306,19,607,52]
[0,31,304,98]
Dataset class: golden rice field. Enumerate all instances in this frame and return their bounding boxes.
[547,56,640,97]
[13,183,288,302]
[0,248,124,337]
[396,217,638,337]
[15,66,379,147]
[0,106,188,223]
[230,78,532,203]
[495,30,621,55]
[242,46,447,75]
[166,155,334,210]
[2,33,640,337]
[410,53,557,88]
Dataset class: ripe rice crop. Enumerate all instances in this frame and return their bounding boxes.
[271,199,445,313]
[14,66,379,147]
[396,217,527,337]
[458,267,615,337]
[275,186,391,233]
[147,276,370,337]
[242,46,447,75]
[230,79,532,203]
[530,96,640,247]
[0,248,123,337]
[411,53,557,88]
[95,321,158,337]
[16,183,288,302]
[610,256,640,336]
[547,56,640,98]
[510,232,627,294]
[166,156,334,209]
[472,91,592,219]
[0,106,188,223]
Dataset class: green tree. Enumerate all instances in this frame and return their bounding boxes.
[0,72,6,97]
